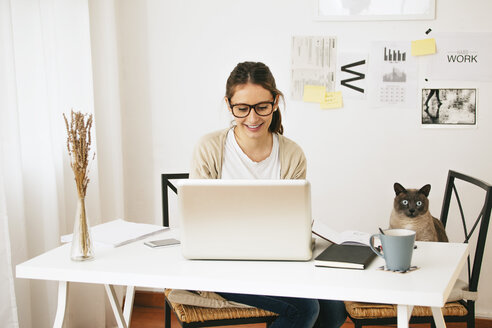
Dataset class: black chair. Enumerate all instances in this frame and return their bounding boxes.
[161,173,277,328]
[345,170,492,328]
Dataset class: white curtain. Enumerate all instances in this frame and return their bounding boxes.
[1,0,109,326]
[0,171,19,328]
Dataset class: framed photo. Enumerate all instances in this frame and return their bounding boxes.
[316,0,435,21]
[421,88,477,127]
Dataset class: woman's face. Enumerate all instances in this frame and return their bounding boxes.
[227,83,277,141]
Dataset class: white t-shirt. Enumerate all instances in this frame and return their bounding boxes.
[221,128,281,179]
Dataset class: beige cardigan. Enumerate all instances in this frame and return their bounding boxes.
[190,128,306,179]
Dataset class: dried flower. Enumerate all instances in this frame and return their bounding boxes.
[63,110,95,198]
[64,109,95,259]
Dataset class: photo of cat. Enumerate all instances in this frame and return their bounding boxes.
[389,183,448,242]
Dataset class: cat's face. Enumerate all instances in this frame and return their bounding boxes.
[393,183,431,218]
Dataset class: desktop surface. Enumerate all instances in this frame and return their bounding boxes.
[17,229,468,308]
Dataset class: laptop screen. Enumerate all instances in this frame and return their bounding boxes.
[177,179,313,261]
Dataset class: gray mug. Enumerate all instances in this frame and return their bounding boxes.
[369,229,416,271]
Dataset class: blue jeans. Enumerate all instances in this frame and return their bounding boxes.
[217,292,319,328]
[315,299,347,328]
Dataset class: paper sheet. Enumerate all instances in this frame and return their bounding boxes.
[428,32,492,81]
[338,52,367,100]
[320,91,343,109]
[411,38,436,56]
[303,85,327,103]
[61,219,168,247]
[291,36,337,100]
[368,41,418,108]
[312,221,371,246]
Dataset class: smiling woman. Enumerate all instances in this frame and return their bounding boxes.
[188,61,348,328]
[225,83,279,166]
[190,61,307,180]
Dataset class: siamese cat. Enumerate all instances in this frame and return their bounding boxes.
[389,183,448,242]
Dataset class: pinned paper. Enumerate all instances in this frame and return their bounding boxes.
[320,91,343,109]
[411,38,436,56]
[303,85,327,103]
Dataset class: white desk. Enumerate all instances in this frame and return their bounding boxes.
[16,229,468,328]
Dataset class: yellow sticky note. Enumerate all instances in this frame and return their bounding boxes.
[320,91,343,109]
[303,85,327,103]
[411,38,436,56]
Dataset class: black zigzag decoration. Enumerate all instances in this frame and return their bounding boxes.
[341,60,366,94]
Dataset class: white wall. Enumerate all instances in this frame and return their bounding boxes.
[111,0,492,317]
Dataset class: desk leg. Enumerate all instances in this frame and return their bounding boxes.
[431,307,446,328]
[123,286,135,325]
[396,304,413,328]
[104,284,128,328]
[53,281,68,328]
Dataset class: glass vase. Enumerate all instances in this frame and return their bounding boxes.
[70,197,94,261]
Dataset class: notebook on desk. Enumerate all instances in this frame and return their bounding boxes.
[177,179,313,261]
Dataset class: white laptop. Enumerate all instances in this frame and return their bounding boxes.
[177,179,313,261]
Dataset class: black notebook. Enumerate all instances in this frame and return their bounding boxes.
[314,244,376,270]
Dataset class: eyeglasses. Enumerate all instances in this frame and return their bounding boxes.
[228,100,275,118]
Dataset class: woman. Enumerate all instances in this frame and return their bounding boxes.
[190,61,347,328]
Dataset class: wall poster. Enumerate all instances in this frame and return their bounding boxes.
[427,33,492,82]
[291,36,337,101]
[338,52,367,100]
[368,41,418,108]
[421,88,477,127]
[316,0,435,21]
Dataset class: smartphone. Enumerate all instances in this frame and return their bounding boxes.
[144,238,180,248]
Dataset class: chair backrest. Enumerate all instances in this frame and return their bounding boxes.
[439,170,492,293]
[161,173,189,227]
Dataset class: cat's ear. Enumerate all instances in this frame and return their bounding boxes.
[394,183,406,195]
[419,184,431,197]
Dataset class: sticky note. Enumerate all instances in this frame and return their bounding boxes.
[411,38,436,56]
[320,91,343,109]
[303,85,327,103]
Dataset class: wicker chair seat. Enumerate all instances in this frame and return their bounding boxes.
[164,289,278,323]
[345,301,468,320]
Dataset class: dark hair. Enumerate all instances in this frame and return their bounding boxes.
[226,62,284,135]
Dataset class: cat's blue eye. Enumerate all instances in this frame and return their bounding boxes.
[402,200,409,206]
[416,201,423,206]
